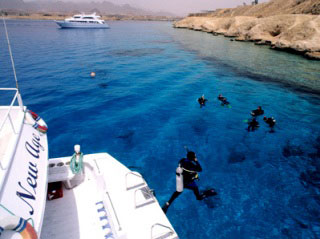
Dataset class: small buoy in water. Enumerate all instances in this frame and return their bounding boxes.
[90,72,96,78]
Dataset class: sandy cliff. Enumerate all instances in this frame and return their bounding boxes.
[174,0,320,60]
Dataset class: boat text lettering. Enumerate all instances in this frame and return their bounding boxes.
[25,133,44,158]
[16,133,43,216]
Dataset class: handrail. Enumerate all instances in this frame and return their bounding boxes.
[151,223,175,239]
[134,186,155,209]
[125,171,146,190]
[0,89,21,133]
[105,191,122,231]
[0,88,24,170]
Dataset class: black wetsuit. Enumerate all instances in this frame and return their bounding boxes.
[180,158,202,187]
[248,118,259,131]
[218,96,225,101]
[218,96,229,105]
[265,117,276,127]
[162,156,217,213]
[251,108,264,116]
[198,98,207,107]
[162,158,203,213]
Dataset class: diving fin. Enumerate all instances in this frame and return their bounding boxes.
[202,188,217,199]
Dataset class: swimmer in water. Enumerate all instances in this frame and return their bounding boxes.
[198,95,208,108]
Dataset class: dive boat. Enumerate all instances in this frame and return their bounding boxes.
[55,13,109,29]
[0,20,178,239]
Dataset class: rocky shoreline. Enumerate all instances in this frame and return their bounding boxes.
[173,15,320,60]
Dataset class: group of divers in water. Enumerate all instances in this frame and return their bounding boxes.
[198,94,276,132]
[162,94,276,213]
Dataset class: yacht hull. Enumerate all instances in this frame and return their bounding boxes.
[55,21,109,29]
[0,115,48,238]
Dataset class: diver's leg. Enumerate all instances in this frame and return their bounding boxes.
[162,191,182,213]
[185,182,203,200]
[168,191,182,204]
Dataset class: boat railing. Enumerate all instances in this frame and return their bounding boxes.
[151,223,175,239]
[0,88,23,136]
[0,88,24,170]
[134,186,156,209]
[125,171,146,190]
[95,173,122,233]
[105,191,122,231]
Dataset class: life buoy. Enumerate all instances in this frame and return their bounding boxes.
[0,215,38,239]
[25,110,48,133]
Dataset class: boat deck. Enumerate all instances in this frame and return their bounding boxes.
[42,153,178,239]
[41,174,107,239]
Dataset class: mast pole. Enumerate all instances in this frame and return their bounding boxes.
[2,14,24,109]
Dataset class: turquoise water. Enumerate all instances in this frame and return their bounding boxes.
[1,20,320,239]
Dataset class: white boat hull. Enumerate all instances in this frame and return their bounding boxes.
[0,112,48,238]
[55,21,109,29]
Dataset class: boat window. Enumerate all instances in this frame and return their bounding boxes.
[83,17,94,19]
[74,16,80,19]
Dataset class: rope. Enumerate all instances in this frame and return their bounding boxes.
[1,13,19,91]
[70,153,83,174]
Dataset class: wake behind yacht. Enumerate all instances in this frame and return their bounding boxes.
[55,13,109,29]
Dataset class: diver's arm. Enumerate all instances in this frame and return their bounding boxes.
[180,159,202,172]
[193,160,202,172]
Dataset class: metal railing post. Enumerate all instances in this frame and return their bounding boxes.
[105,192,122,231]
[151,223,175,239]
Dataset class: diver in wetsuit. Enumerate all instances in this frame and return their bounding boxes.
[198,95,208,108]
[263,116,276,132]
[247,118,259,131]
[251,106,264,117]
[162,151,217,213]
[217,94,230,106]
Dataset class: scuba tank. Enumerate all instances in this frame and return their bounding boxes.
[176,165,184,192]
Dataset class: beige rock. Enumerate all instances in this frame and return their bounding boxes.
[173,14,320,59]
[195,0,320,18]
[305,51,320,60]
[175,0,320,59]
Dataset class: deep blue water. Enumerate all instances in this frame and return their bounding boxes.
[1,20,320,239]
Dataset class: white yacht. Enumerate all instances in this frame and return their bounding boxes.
[0,20,178,239]
[55,13,109,29]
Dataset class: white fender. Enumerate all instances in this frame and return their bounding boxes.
[176,166,184,192]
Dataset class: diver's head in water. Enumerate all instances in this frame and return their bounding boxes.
[263,116,267,121]
[187,151,196,161]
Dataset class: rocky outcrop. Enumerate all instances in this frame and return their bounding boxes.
[190,0,320,18]
[173,14,320,60]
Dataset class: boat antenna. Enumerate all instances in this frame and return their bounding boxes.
[1,13,20,91]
